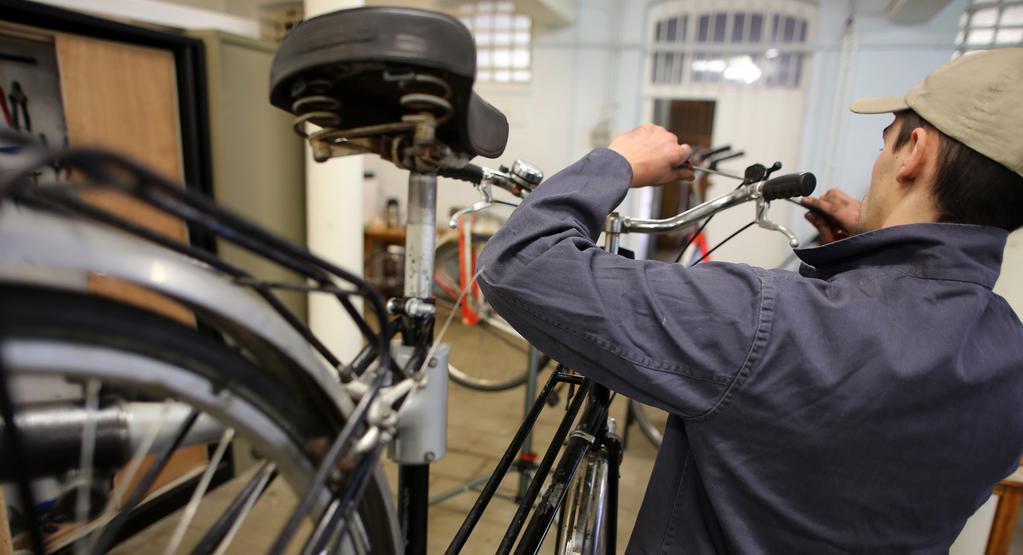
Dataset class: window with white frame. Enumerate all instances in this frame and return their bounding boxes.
[458,1,532,83]
[956,0,1023,55]
[650,9,810,88]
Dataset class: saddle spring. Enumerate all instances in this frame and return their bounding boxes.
[291,79,341,138]
[383,71,458,169]
[390,71,454,124]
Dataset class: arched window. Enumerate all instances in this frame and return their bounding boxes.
[648,3,814,89]
[458,1,533,83]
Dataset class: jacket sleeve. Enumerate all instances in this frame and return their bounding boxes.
[477,148,772,419]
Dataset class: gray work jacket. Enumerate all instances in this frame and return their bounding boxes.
[478,148,1023,554]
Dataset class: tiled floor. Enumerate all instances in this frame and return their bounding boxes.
[119,312,662,554]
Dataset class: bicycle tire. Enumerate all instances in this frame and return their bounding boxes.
[434,236,545,391]
[628,399,665,448]
[443,315,553,392]
[0,284,401,555]
[556,447,610,555]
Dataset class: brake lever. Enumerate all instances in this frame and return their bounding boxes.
[448,181,495,228]
[754,193,799,247]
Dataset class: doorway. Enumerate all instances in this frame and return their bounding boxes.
[650,98,716,256]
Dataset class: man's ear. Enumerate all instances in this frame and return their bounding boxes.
[895,126,937,185]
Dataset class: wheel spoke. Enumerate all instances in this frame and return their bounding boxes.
[108,401,172,510]
[187,462,277,555]
[266,368,387,555]
[301,444,384,555]
[74,379,101,555]
[88,409,200,555]
[349,514,372,555]
[209,462,274,555]
[84,400,173,554]
[162,428,235,555]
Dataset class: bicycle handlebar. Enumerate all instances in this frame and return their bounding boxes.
[444,156,816,247]
[621,171,817,235]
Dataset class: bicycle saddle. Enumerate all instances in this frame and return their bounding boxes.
[270,6,509,159]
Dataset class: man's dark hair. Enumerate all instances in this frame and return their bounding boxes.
[893,110,1023,231]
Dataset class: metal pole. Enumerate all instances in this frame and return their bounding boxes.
[404,172,438,300]
[517,346,542,500]
[604,212,622,255]
[399,171,437,555]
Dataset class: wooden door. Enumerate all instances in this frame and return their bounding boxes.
[655,99,716,251]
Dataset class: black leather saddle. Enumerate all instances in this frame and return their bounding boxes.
[270,7,508,159]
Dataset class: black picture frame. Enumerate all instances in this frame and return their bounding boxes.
[0,0,217,252]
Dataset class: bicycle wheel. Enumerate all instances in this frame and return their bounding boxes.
[556,447,610,555]
[434,235,548,391]
[0,285,401,555]
[629,399,667,448]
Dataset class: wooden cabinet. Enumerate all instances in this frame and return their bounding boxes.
[191,30,308,322]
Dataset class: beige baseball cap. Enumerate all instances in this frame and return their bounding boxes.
[850,47,1023,177]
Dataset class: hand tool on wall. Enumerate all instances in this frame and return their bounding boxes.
[8,81,30,132]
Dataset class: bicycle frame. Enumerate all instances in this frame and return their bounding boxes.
[444,366,623,555]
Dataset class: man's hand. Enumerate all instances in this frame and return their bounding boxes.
[800,189,861,245]
[609,124,694,188]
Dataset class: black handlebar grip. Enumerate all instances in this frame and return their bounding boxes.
[762,172,816,201]
[438,164,485,185]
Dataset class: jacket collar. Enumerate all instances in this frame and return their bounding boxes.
[795,223,1007,289]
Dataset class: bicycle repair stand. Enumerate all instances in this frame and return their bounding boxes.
[429,346,545,506]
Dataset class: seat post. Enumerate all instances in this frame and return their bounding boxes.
[403,171,438,302]
[398,169,437,555]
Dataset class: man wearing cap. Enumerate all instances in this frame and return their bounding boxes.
[479,48,1023,553]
